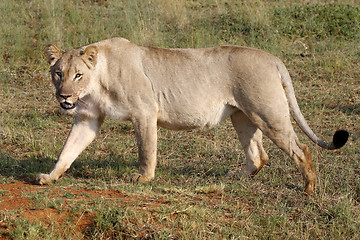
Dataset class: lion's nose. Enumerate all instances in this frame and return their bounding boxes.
[60,94,72,100]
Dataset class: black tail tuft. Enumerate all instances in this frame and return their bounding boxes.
[333,130,349,149]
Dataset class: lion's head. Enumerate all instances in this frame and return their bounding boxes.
[45,44,98,111]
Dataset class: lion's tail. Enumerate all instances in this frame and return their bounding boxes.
[276,61,348,150]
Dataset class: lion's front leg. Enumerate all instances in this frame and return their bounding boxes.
[131,115,158,183]
[36,115,104,185]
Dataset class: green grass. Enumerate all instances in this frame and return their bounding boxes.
[1,0,359,239]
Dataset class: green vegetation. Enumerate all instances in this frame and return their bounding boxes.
[273,4,360,40]
[1,0,359,239]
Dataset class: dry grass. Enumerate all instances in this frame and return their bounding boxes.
[0,0,359,239]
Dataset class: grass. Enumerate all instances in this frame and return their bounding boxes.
[0,0,359,239]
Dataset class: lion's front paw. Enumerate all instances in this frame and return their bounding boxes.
[36,173,52,185]
[131,173,153,184]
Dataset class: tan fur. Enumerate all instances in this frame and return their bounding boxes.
[37,37,343,193]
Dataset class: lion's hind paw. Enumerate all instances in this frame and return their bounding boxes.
[131,173,152,184]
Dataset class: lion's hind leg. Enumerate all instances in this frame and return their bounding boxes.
[258,117,317,194]
[230,111,269,177]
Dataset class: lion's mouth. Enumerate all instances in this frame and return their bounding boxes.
[60,101,76,110]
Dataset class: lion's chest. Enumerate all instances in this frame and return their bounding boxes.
[78,95,130,121]
[100,101,130,121]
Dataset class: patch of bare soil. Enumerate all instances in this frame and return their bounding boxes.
[0,182,35,211]
[0,180,230,239]
[0,181,133,239]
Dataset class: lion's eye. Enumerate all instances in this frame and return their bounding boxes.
[74,73,83,80]
[55,71,62,80]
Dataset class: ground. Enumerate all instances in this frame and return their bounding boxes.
[1,0,359,239]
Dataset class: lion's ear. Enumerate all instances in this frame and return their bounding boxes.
[81,46,98,67]
[45,44,62,67]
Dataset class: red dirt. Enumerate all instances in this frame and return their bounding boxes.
[0,180,230,239]
[0,180,176,239]
[0,181,129,239]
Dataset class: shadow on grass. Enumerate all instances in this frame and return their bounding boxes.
[338,103,360,115]
[69,153,139,182]
[0,149,227,186]
[0,152,55,184]
[0,151,140,184]
[161,163,229,181]
[0,150,304,192]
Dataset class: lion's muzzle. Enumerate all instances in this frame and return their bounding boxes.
[60,101,76,110]
[58,94,77,110]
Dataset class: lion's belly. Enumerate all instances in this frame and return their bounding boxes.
[157,103,237,130]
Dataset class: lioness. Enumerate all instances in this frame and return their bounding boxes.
[37,37,348,194]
